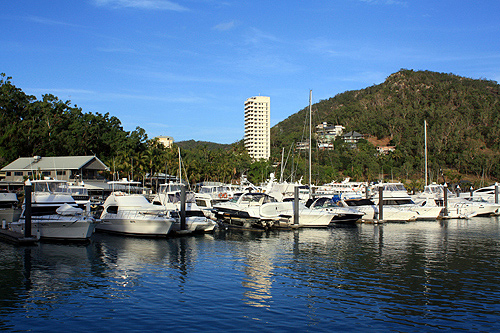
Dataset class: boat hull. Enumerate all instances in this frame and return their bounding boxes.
[170,216,217,234]
[96,217,173,236]
[0,208,22,224]
[10,216,96,241]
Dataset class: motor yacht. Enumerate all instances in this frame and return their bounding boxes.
[371,183,442,220]
[97,180,174,236]
[258,199,360,227]
[414,183,500,218]
[9,179,96,241]
[336,195,418,222]
[151,182,217,234]
[0,189,21,227]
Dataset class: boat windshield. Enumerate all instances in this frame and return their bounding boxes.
[345,199,375,206]
[159,183,183,193]
[239,193,275,204]
[217,186,230,192]
[383,184,407,192]
[424,185,452,196]
[311,197,338,208]
[228,193,242,202]
[68,187,88,196]
[200,186,215,194]
[166,192,196,203]
[32,181,69,194]
[383,199,415,205]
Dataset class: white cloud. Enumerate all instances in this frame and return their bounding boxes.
[244,28,281,47]
[25,15,84,28]
[357,0,407,5]
[213,21,236,31]
[92,0,188,11]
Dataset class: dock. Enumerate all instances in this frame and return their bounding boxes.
[0,228,38,245]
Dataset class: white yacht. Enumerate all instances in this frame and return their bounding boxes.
[306,197,364,224]
[472,185,499,203]
[371,183,441,220]
[0,189,21,226]
[98,191,174,236]
[213,192,278,220]
[259,200,359,227]
[194,195,217,220]
[196,184,236,201]
[335,196,418,222]
[415,183,500,218]
[315,178,368,198]
[97,180,175,236]
[151,182,217,234]
[9,179,96,241]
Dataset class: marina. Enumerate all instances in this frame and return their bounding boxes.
[1,216,499,331]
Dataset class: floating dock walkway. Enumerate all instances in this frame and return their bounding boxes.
[0,228,38,245]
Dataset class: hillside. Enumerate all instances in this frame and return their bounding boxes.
[271,69,500,182]
[176,140,231,151]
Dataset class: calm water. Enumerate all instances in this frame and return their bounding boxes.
[1,217,500,332]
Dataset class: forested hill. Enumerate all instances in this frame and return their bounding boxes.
[176,140,231,151]
[271,69,500,180]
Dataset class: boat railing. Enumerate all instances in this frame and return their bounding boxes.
[113,210,170,219]
[22,213,94,222]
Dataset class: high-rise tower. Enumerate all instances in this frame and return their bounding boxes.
[244,96,270,160]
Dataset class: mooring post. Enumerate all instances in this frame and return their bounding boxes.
[365,184,369,199]
[180,185,186,230]
[495,183,499,204]
[378,185,383,222]
[294,186,299,225]
[24,180,32,238]
[443,183,448,217]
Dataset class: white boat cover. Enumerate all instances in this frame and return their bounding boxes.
[56,203,83,216]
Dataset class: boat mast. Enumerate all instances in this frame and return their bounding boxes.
[309,90,312,197]
[424,120,428,186]
[280,147,284,183]
[178,147,182,184]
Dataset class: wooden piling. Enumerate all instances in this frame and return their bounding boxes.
[378,186,383,222]
[24,181,32,238]
[294,186,299,226]
[495,183,498,204]
[180,185,186,230]
[443,183,448,217]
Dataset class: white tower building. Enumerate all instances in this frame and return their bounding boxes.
[244,96,270,160]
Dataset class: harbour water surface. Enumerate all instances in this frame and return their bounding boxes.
[1,217,500,332]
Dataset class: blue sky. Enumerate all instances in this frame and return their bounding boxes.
[2,0,500,144]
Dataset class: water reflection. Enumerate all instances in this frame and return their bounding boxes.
[0,218,499,331]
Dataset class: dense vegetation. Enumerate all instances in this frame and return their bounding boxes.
[1,69,499,189]
[176,140,231,151]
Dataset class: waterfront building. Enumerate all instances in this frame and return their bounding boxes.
[0,156,109,183]
[244,96,270,160]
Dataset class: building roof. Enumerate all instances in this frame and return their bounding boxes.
[1,156,109,172]
[343,131,363,138]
